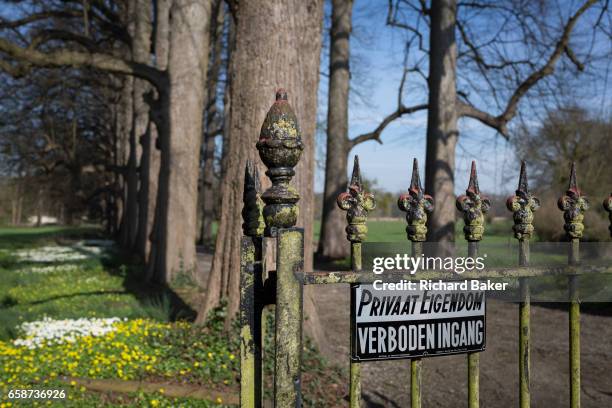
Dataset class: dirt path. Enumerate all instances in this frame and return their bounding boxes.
[315,283,612,408]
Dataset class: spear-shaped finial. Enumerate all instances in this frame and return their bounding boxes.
[337,155,376,243]
[517,161,528,194]
[507,161,539,240]
[242,160,264,237]
[349,155,362,190]
[409,158,423,196]
[456,161,490,242]
[568,161,579,194]
[467,160,480,194]
[558,162,589,240]
[399,158,434,242]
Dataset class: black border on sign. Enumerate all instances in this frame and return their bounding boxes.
[350,283,487,362]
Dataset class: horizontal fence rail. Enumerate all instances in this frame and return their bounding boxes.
[298,264,612,284]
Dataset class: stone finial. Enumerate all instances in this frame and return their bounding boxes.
[256,89,304,236]
[604,193,612,237]
[242,160,264,237]
[337,156,376,243]
[456,161,491,242]
[398,158,434,242]
[506,161,540,240]
[557,162,589,240]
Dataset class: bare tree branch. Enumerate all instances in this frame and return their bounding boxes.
[350,103,428,147]
[457,100,509,138]
[564,45,585,71]
[0,37,165,88]
[456,0,598,136]
[498,0,597,123]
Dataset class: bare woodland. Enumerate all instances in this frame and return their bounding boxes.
[0,0,611,327]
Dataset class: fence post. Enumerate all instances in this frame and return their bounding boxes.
[456,161,490,408]
[337,155,376,408]
[558,163,588,408]
[257,89,305,407]
[398,158,434,408]
[240,161,265,408]
[507,161,540,408]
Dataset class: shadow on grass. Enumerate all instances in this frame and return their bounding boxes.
[0,226,198,326]
[99,254,197,322]
[0,226,103,249]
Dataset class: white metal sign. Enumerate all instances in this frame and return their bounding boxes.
[351,284,486,361]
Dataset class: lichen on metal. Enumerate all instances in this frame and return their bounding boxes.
[274,228,304,407]
[337,156,376,243]
[557,162,589,240]
[256,89,304,236]
[506,161,540,241]
[603,193,612,237]
[242,160,265,237]
[398,158,434,242]
[456,161,491,242]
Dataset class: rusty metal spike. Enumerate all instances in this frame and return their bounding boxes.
[568,162,578,193]
[467,161,480,194]
[410,158,422,193]
[350,155,362,189]
[517,161,528,194]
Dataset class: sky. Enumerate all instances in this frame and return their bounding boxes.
[313,0,611,196]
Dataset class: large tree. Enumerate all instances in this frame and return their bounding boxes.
[201,0,324,328]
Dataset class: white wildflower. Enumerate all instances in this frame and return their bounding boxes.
[13,317,121,349]
[16,242,114,264]
[17,264,81,274]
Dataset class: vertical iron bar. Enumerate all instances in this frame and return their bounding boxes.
[507,160,538,408]
[569,239,580,408]
[456,161,489,408]
[557,163,586,408]
[350,242,362,408]
[240,236,263,408]
[468,241,479,408]
[398,159,433,408]
[411,241,423,408]
[519,240,530,408]
[274,228,304,408]
[338,156,375,408]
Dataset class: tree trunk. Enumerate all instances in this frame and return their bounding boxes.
[118,76,134,247]
[36,188,43,227]
[147,0,212,283]
[318,0,353,259]
[425,0,458,247]
[11,181,22,226]
[199,0,225,248]
[133,0,154,259]
[200,0,324,338]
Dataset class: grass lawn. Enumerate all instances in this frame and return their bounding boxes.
[0,227,344,407]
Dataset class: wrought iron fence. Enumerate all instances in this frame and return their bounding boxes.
[239,90,612,408]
